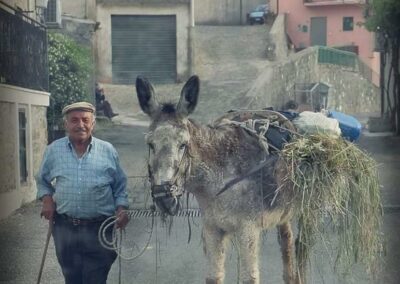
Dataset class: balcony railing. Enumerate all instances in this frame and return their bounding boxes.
[304,0,366,6]
[0,1,49,91]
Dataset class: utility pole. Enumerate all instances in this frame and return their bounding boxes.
[240,0,243,25]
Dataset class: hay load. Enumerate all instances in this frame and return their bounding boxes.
[280,133,383,275]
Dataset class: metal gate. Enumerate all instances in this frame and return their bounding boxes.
[310,17,327,46]
[111,15,177,84]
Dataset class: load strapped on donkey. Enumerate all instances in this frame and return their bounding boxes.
[211,105,382,281]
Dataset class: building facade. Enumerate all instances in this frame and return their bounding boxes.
[271,0,380,85]
[95,0,193,84]
[0,1,50,219]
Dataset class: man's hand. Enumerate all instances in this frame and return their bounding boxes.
[40,195,55,220]
[115,207,129,229]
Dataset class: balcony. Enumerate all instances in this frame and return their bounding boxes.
[304,0,366,7]
[0,1,49,91]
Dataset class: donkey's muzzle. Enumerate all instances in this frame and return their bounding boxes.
[152,184,181,216]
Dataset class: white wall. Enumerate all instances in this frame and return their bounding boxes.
[0,84,49,219]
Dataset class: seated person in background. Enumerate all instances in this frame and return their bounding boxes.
[95,83,118,119]
[284,99,313,113]
[284,100,299,112]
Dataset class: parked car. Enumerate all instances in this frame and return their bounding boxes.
[247,4,269,25]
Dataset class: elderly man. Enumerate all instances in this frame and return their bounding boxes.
[36,102,129,284]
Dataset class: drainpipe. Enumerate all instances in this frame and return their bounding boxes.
[188,0,195,77]
[240,0,242,25]
[380,51,385,116]
[190,0,194,27]
[277,0,279,14]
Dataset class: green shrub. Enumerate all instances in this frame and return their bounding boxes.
[47,32,93,129]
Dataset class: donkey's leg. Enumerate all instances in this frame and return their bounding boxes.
[236,225,261,284]
[277,222,296,284]
[202,225,227,284]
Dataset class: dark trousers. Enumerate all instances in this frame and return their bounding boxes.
[52,215,117,284]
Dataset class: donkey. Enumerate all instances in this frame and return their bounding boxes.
[136,75,304,284]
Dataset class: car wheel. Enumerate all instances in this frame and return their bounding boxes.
[250,19,254,25]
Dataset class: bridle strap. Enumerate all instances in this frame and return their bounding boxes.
[216,157,276,196]
[169,146,189,187]
[148,146,190,190]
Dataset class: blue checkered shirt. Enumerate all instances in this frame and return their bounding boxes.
[36,136,129,219]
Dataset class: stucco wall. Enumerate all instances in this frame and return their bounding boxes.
[245,47,379,115]
[96,3,191,83]
[30,106,48,199]
[62,0,86,18]
[0,84,49,219]
[60,16,96,45]
[0,102,17,194]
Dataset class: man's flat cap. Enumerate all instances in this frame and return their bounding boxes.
[62,102,95,115]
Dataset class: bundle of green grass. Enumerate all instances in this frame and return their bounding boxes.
[280,133,383,276]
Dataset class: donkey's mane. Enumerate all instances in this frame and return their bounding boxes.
[149,102,186,129]
[160,102,176,114]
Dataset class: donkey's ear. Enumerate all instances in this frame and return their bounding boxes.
[136,76,159,117]
[177,75,199,116]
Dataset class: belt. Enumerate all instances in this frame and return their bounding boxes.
[57,214,108,226]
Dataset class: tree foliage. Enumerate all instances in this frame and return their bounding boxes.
[365,0,400,134]
[47,32,93,128]
[364,0,400,37]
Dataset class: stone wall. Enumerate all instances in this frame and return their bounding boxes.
[318,65,379,114]
[60,16,96,46]
[245,47,380,115]
[267,13,288,61]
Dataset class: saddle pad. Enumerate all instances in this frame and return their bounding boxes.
[213,109,296,152]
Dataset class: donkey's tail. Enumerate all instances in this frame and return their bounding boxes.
[294,217,311,284]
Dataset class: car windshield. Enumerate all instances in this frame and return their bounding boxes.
[255,5,266,12]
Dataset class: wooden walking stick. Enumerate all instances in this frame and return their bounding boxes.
[36,220,53,284]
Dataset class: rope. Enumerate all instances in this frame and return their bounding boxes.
[98,209,155,261]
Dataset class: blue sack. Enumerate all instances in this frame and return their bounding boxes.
[327,110,362,142]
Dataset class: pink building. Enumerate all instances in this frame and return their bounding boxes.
[270,0,380,83]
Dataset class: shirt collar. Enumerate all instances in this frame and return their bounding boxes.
[67,136,95,153]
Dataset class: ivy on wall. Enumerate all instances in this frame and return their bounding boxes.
[47,32,93,129]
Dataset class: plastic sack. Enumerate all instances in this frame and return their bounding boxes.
[293,111,341,137]
[327,110,362,142]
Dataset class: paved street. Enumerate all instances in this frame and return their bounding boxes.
[0,121,399,284]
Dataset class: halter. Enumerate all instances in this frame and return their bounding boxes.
[147,146,191,215]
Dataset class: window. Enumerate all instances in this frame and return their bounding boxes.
[343,17,354,31]
[19,109,27,183]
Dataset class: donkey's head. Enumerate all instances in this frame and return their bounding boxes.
[136,75,200,215]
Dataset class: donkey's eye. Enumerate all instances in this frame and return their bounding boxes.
[179,143,187,150]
